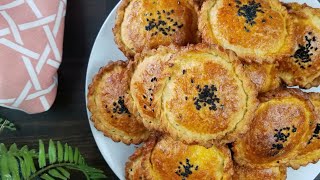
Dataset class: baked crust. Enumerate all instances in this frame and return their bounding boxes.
[87,61,149,145]
[159,44,258,147]
[233,164,286,180]
[113,0,200,58]
[289,93,320,169]
[125,134,162,180]
[277,3,320,88]
[125,145,145,180]
[233,89,315,168]
[141,136,234,180]
[127,45,179,131]
[199,0,288,63]
[243,62,281,93]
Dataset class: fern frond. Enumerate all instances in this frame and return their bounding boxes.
[0,143,37,180]
[30,140,106,180]
[0,140,106,180]
[0,118,16,133]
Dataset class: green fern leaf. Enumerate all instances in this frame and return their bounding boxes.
[74,148,79,164]
[0,140,106,180]
[39,140,46,168]
[68,146,73,163]
[63,143,69,162]
[57,141,63,163]
[48,140,57,164]
[0,143,8,154]
[7,153,20,180]
[1,153,12,180]
[48,169,67,180]
[56,167,70,179]
[41,173,55,180]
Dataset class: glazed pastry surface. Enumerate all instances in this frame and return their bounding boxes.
[87,61,149,144]
[199,0,288,63]
[278,3,320,88]
[114,0,199,57]
[233,89,315,168]
[141,136,233,180]
[289,93,320,169]
[160,44,258,146]
[233,164,286,180]
[243,62,281,93]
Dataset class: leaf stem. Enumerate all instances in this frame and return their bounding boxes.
[27,163,90,180]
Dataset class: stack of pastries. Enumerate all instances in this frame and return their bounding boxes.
[87,0,320,179]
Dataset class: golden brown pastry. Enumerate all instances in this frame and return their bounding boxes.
[233,164,286,180]
[87,61,149,145]
[113,0,199,57]
[199,0,288,63]
[160,44,258,146]
[289,93,320,169]
[278,3,320,88]
[243,62,281,93]
[141,136,233,180]
[125,145,146,180]
[127,46,176,131]
[233,89,315,168]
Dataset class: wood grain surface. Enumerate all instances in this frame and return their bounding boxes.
[0,0,119,179]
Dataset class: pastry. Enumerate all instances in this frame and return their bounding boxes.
[233,164,286,180]
[140,136,233,180]
[160,44,258,146]
[243,62,281,93]
[278,3,320,88]
[233,89,315,168]
[127,46,176,131]
[289,93,320,169]
[199,0,288,63]
[125,143,148,180]
[87,61,150,145]
[113,0,199,57]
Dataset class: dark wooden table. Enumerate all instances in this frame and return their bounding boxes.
[0,0,119,179]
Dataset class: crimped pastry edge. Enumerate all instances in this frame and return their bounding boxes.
[278,2,320,88]
[289,93,320,169]
[155,43,258,147]
[141,135,234,180]
[233,163,287,180]
[126,45,180,132]
[113,0,201,58]
[87,60,150,145]
[199,0,289,64]
[233,88,316,168]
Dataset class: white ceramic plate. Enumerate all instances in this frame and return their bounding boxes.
[85,1,320,179]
